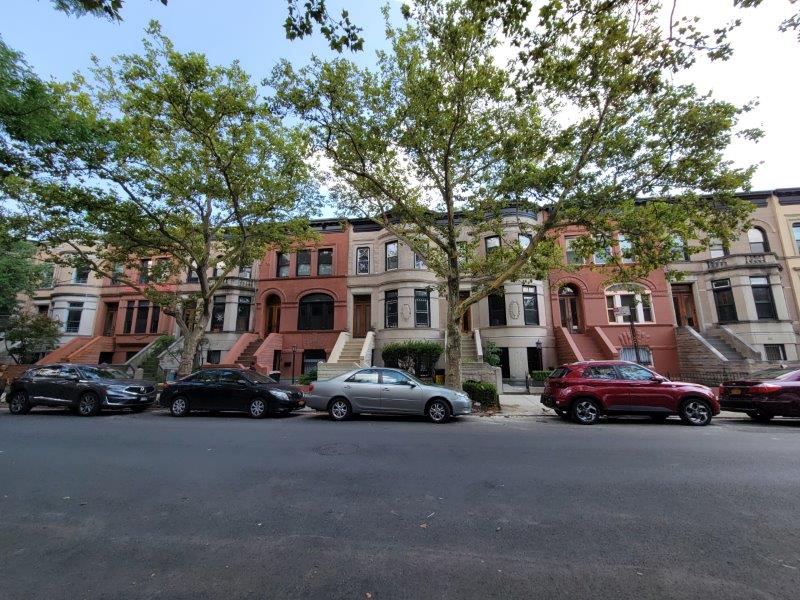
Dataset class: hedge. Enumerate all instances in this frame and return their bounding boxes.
[462,379,499,410]
[529,370,553,382]
[381,340,443,377]
[298,369,317,385]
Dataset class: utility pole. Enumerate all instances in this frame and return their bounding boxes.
[628,307,643,365]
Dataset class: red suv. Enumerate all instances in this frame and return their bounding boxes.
[541,361,719,426]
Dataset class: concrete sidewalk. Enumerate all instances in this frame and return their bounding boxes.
[497,393,746,419]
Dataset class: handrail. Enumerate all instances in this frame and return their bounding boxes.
[328,331,351,363]
[359,331,376,366]
[718,326,762,361]
[681,326,728,361]
[473,328,483,361]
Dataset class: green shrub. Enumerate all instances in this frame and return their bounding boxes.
[483,341,501,367]
[382,340,443,377]
[529,370,552,382]
[298,369,317,385]
[462,379,499,410]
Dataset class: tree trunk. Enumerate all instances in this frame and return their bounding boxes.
[176,309,209,378]
[444,276,462,390]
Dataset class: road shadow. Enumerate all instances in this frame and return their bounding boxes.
[155,409,303,420]
[305,411,460,425]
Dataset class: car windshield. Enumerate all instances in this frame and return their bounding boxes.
[243,371,277,384]
[79,366,129,380]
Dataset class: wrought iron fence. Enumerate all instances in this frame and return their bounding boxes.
[671,369,751,387]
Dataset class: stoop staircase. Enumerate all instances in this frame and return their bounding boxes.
[335,338,365,366]
[236,337,265,367]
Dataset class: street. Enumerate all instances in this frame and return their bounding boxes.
[1,409,799,600]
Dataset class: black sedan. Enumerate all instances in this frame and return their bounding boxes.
[6,364,156,416]
[161,368,305,418]
[719,368,800,422]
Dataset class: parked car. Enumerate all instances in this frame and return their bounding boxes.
[6,364,156,416]
[541,360,719,426]
[160,368,305,418]
[304,367,472,423]
[719,368,800,421]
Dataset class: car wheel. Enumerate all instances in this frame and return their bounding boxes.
[329,397,352,421]
[650,414,669,422]
[170,396,190,417]
[572,399,600,425]
[78,392,101,417]
[249,398,267,419]
[679,399,712,426]
[8,391,31,415]
[748,410,774,423]
[426,399,451,424]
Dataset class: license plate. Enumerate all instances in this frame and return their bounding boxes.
[138,396,146,401]
[730,388,741,395]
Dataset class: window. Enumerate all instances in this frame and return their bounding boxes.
[414,253,425,270]
[414,289,430,327]
[211,261,225,278]
[123,301,134,333]
[748,228,769,253]
[381,369,411,385]
[385,241,398,271]
[347,369,379,384]
[605,284,653,324]
[206,350,221,365]
[298,293,334,330]
[384,290,398,328]
[37,304,48,315]
[138,259,150,284]
[764,344,786,361]
[317,249,333,275]
[302,349,326,374]
[565,236,582,265]
[518,234,531,249]
[111,263,124,285]
[356,247,370,274]
[488,293,507,326]
[296,250,311,277]
[239,265,252,279]
[750,276,776,320]
[73,261,90,284]
[618,235,634,264]
[485,236,500,256]
[135,300,150,334]
[711,279,738,323]
[523,286,539,325]
[236,296,251,332]
[672,236,690,261]
[616,363,655,380]
[211,296,226,332]
[593,246,612,265]
[187,264,199,283]
[40,263,55,287]
[794,223,800,253]
[619,346,653,365]
[65,302,83,333]
[709,239,728,259]
[150,305,160,333]
[276,252,290,277]
[187,370,218,383]
[583,365,617,380]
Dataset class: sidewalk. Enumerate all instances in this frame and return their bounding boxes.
[497,393,746,419]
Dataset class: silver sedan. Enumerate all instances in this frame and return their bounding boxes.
[304,368,473,423]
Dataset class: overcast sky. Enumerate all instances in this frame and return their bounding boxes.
[3,0,798,192]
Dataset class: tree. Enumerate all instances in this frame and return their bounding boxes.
[0,212,42,317]
[19,23,319,377]
[272,0,756,389]
[51,0,167,21]
[2,310,61,364]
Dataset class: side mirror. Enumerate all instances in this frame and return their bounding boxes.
[66,374,80,381]
[652,375,667,383]
[406,382,417,387]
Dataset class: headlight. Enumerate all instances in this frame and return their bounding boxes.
[270,390,290,401]
[107,385,134,395]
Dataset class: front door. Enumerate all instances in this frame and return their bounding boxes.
[353,295,371,338]
[459,291,471,332]
[672,284,698,328]
[499,347,510,379]
[265,296,281,334]
[103,303,118,336]
[379,369,423,413]
[559,293,581,332]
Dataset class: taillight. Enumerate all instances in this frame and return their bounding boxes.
[308,384,314,392]
[747,383,781,394]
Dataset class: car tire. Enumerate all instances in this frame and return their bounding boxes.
[328,397,352,421]
[249,398,267,419]
[679,398,713,426]
[426,399,451,424]
[571,398,601,425]
[8,391,31,415]
[170,396,190,417]
[748,410,774,423]
[77,392,101,417]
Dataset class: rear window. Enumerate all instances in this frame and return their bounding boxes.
[549,367,570,379]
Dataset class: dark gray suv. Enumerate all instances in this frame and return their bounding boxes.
[6,364,157,416]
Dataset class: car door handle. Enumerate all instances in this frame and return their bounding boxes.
[382,387,389,391]
[343,385,351,389]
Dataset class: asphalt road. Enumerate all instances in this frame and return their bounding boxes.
[1,408,799,600]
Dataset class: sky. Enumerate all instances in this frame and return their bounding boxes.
[2,0,799,192]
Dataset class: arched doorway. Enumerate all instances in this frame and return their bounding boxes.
[265,294,281,334]
[558,284,582,332]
